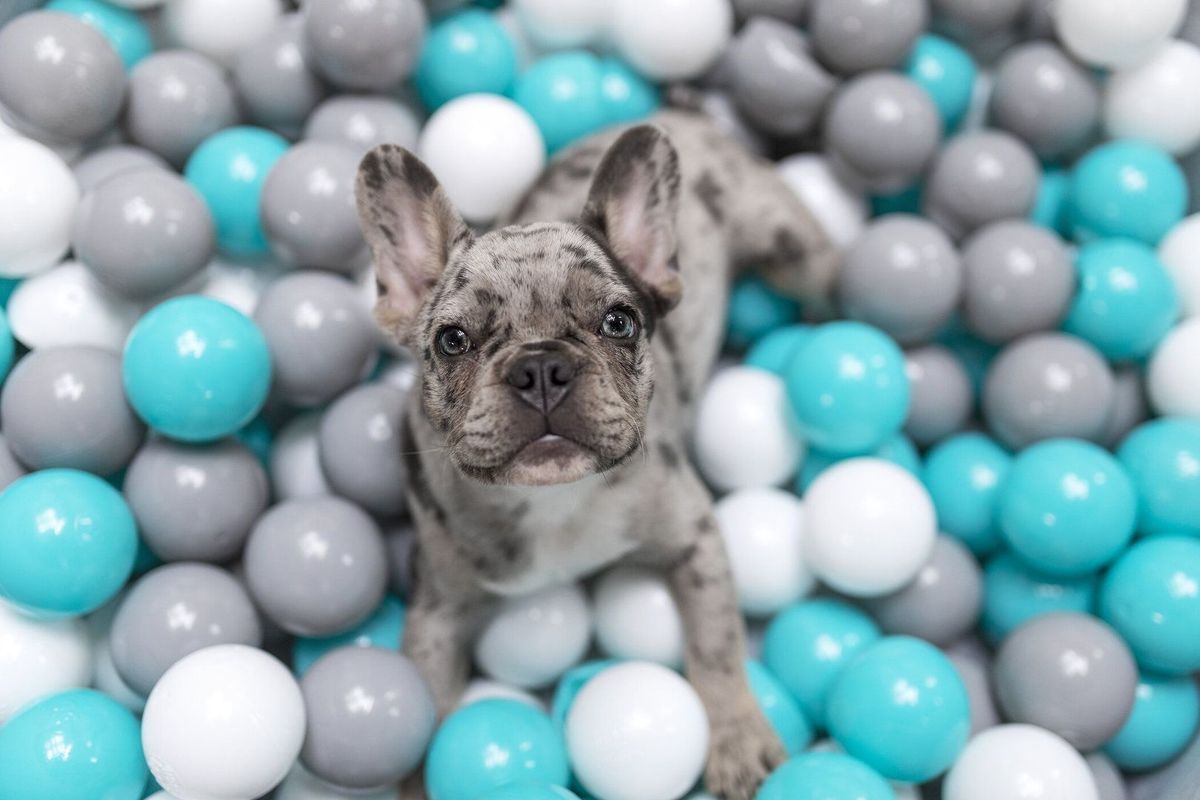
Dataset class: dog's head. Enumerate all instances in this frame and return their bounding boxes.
[355,126,683,486]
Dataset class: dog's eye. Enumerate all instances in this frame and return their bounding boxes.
[436,326,472,356]
[600,307,638,339]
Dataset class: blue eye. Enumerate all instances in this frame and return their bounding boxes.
[601,308,638,339]
[437,326,472,355]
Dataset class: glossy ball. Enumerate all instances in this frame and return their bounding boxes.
[757,752,894,800]
[932,0,1026,35]
[232,15,327,136]
[1068,140,1187,246]
[0,600,92,724]
[982,552,1099,644]
[318,383,408,516]
[795,432,920,493]
[809,0,926,75]
[1147,317,1200,418]
[747,660,813,756]
[989,42,1100,160]
[304,95,421,156]
[163,0,282,66]
[270,411,332,501]
[904,35,976,132]
[610,0,732,81]
[725,18,835,138]
[923,433,1011,556]
[592,566,683,667]
[1118,417,1200,538]
[513,51,611,154]
[944,724,1100,800]
[863,536,983,646]
[1055,0,1186,68]
[46,0,153,69]
[511,0,608,48]
[903,345,973,446]
[274,764,402,800]
[123,295,272,442]
[945,639,1000,737]
[1105,41,1200,156]
[715,488,813,617]
[0,137,79,277]
[598,58,659,124]
[744,324,813,377]
[416,9,517,111]
[1103,673,1200,771]
[8,262,141,351]
[776,155,869,251]
[292,594,405,676]
[72,144,167,194]
[726,275,801,351]
[923,131,1040,240]
[304,0,425,91]
[474,582,592,689]
[1159,213,1200,317]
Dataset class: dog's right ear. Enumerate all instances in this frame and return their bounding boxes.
[355,145,470,333]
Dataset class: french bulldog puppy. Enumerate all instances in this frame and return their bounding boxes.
[355,109,836,800]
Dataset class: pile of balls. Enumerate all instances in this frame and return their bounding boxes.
[0,0,1199,798]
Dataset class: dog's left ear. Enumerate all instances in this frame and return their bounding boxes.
[582,125,683,313]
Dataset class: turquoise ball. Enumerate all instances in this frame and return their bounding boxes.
[745,324,814,376]
[904,35,976,133]
[871,184,923,217]
[550,659,616,730]
[923,432,1012,557]
[292,595,406,676]
[1118,417,1200,538]
[784,321,910,455]
[1067,140,1187,246]
[826,636,970,783]
[727,275,802,351]
[1104,673,1200,771]
[426,699,569,800]
[795,433,920,493]
[998,438,1138,577]
[0,689,147,800]
[414,8,518,111]
[747,660,813,756]
[0,306,14,383]
[0,469,137,617]
[762,599,881,728]
[184,126,288,258]
[514,51,609,154]
[757,752,895,800]
[981,551,1097,644]
[1063,239,1179,361]
[46,0,153,69]
[476,783,581,800]
[123,295,272,443]
[598,57,659,124]
[1031,167,1071,236]
[1099,536,1200,675]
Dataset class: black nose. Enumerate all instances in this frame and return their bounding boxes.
[505,352,576,413]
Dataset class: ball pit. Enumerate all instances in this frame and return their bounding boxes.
[0,1,1199,799]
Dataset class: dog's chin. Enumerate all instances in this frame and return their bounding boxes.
[460,435,599,486]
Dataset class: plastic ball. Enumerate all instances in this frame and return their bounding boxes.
[903,344,973,447]
[932,0,1026,35]
[1160,214,1200,317]
[416,9,517,111]
[922,433,1012,556]
[714,488,813,617]
[460,679,545,713]
[726,275,801,350]
[744,324,813,377]
[7,261,141,351]
[45,0,153,69]
[275,763,401,800]
[123,295,272,443]
[1105,40,1200,155]
[598,57,659,124]
[758,752,894,800]
[142,644,305,800]
[943,724,1100,800]
[609,0,732,81]
[592,565,683,667]
[863,536,983,646]
[0,599,92,724]
[292,595,405,676]
[511,0,608,48]
[513,51,609,154]
[184,126,289,258]
[427,699,569,800]
[0,688,147,800]
[1147,317,1200,417]
[72,143,167,193]
[725,18,834,138]
[303,0,427,91]
[270,411,333,500]
[565,662,708,800]
[477,783,580,800]
[747,660,813,756]
[304,94,421,156]
[1067,140,1187,246]
[0,469,136,617]
[1055,0,1186,68]
[945,639,1000,737]
[776,155,869,252]
[318,383,408,516]
[418,94,545,224]
[923,131,1041,240]
[1032,167,1072,237]
[1084,754,1126,800]
[1103,673,1200,771]
[795,432,920,493]
[904,34,976,132]
[804,458,936,597]
[163,0,283,67]
[474,582,592,689]
[981,552,1099,644]
[826,636,969,783]
[810,0,926,75]
[232,15,327,137]
[0,137,79,277]
[1118,417,1200,537]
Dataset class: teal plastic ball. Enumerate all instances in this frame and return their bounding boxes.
[514,51,608,154]
[795,433,920,493]
[292,595,405,676]
[45,0,153,68]
[414,9,518,111]
[1063,239,1179,361]
[904,35,976,133]
[727,275,801,351]
[550,659,615,730]
[184,126,289,258]
[598,57,659,124]
[1067,140,1187,245]
[784,321,910,456]
[476,783,581,800]
[1104,673,1200,771]
[123,295,272,443]
[981,551,1098,644]
[0,306,14,383]
[747,660,813,756]
[923,432,1012,557]
[744,324,813,376]
[0,469,137,617]
[758,752,895,800]
[1099,536,1200,675]
[0,689,147,800]
[1118,417,1200,538]
[426,699,569,800]
[1031,167,1071,236]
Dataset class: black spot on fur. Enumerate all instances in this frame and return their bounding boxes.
[402,150,440,197]
[658,442,680,469]
[378,223,398,246]
[693,171,724,223]
[358,149,386,191]
[376,278,389,297]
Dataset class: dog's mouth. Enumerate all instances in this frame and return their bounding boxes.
[517,433,585,460]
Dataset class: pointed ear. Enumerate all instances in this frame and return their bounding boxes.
[582,126,683,313]
[355,144,470,335]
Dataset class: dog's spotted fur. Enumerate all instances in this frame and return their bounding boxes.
[356,110,836,800]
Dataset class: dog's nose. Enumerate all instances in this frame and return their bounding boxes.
[506,352,576,413]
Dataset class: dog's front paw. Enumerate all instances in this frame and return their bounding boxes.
[704,712,787,800]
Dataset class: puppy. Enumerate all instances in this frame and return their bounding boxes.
[355,110,836,800]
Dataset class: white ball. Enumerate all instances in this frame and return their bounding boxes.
[164,0,284,66]
[191,257,284,317]
[1056,0,1186,68]
[275,763,399,800]
[458,678,546,711]
[693,367,805,493]
[943,724,1099,800]
[8,261,140,352]
[566,662,709,800]
[1105,40,1200,155]
[0,599,92,724]
[804,458,937,597]
[776,155,869,251]
[0,137,79,277]
[142,644,306,800]
[270,412,333,500]
[418,94,545,225]
[714,487,814,617]
[592,566,684,668]
[610,0,733,81]
[513,0,609,48]
[473,582,592,689]
[1159,214,1200,318]
[1147,317,1200,418]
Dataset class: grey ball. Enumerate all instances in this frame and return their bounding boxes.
[385,521,416,599]
[254,271,378,407]
[123,437,269,564]
[726,17,835,137]
[0,433,28,493]
[824,72,942,192]
[1102,366,1148,449]
[993,612,1138,752]
[923,130,1040,240]
[318,384,408,517]
[904,344,974,447]
[303,0,427,92]
[982,332,1115,450]
[243,495,389,637]
[303,94,421,156]
[698,92,770,157]
[0,346,144,475]
[863,536,983,646]
[809,0,928,75]
[0,12,126,144]
[124,50,239,167]
[1087,753,1129,800]
[932,0,1026,36]
[233,14,328,137]
[733,0,810,24]
[838,214,963,345]
[946,636,1001,736]
[300,647,436,790]
[109,562,263,697]
[73,169,215,299]
[0,0,40,29]
[989,42,1100,160]
[960,220,1075,344]
[73,145,169,195]
[260,142,367,273]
